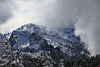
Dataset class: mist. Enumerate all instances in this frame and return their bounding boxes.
[0,0,100,56]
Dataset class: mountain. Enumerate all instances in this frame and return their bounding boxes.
[8,23,89,60]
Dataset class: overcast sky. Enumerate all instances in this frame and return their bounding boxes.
[0,0,100,56]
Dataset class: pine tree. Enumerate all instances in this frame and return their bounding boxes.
[0,34,13,67]
[12,35,24,67]
[58,59,64,67]
[0,34,24,67]
[0,33,3,56]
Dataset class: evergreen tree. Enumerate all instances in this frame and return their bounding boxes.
[0,34,13,67]
[12,35,24,67]
[0,34,24,67]
[58,59,64,67]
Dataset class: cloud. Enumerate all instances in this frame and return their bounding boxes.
[73,0,100,56]
[0,0,100,56]
[0,0,57,33]
[0,0,15,24]
[39,0,100,56]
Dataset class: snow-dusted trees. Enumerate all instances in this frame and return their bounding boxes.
[0,33,3,56]
[0,34,24,67]
[12,35,24,67]
[58,59,64,67]
[0,34,13,67]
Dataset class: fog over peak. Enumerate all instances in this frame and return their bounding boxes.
[0,0,100,56]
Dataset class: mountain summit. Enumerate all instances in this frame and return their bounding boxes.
[9,23,89,59]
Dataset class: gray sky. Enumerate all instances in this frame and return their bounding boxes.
[0,0,15,24]
[0,0,100,56]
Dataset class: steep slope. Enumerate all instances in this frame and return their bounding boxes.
[9,23,90,59]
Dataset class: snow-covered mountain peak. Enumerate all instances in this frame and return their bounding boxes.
[17,23,41,33]
[8,23,89,59]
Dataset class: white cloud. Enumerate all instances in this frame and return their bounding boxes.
[0,0,100,56]
[0,0,57,33]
